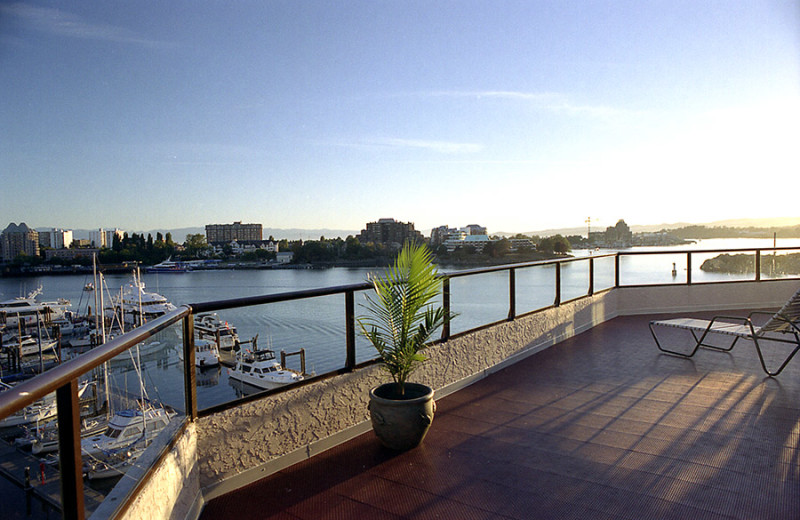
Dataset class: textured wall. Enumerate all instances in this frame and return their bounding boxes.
[91,422,200,520]
[197,292,616,495]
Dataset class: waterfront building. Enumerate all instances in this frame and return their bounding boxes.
[38,228,74,250]
[1,222,39,261]
[211,239,278,256]
[356,218,424,249]
[43,247,100,262]
[89,228,124,248]
[206,222,263,244]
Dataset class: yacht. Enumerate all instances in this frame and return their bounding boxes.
[1,334,58,357]
[227,348,304,391]
[195,313,240,350]
[105,274,177,327]
[146,258,189,273]
[0,286,71,330]
[81,404,176,457]
[179,337,221,368]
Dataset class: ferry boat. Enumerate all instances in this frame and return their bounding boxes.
[195,313,240,350]
[227,348,304,390]
[0,286,71,330]
[146,258,189,273]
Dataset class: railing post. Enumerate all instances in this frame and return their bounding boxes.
[614,254,620,288]
[554,263,562,307]
[687,252,692,285]
[441,277,451,341]
[345,290,356,370]
[56,380,85,520]
[588,257,594,296]
[755,250,762,281]
[508,268,516,321]
[182,315,197,420]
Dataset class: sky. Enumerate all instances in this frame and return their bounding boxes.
[1,1,799,237]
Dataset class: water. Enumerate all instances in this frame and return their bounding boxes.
[2,238,799,412]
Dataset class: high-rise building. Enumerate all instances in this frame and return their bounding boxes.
[1,222,40,261]
[356,218,423,248]
[38,228,74,249]
[205,222,263,244]
[89,228,124,248]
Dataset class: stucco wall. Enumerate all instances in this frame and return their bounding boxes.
[91,422,200,520]
[197,291,619,498]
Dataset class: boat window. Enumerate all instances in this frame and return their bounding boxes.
[124,427,143,437]
[254,369,262,374]
[242,366,251,373]
[104,427,122,439]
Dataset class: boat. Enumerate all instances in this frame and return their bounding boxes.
[80,404,176,458]
[227,347,304,391]
[104,273,177,328]
[146,258,189,273]
[0,380,90,429]
[0,286,71,329]
[85,447,144,479]
[179,337,220,368]
[194,313,240,350]
[22,417,107,455]
[1,334,58,357]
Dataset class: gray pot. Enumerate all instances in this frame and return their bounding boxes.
[368,382,436,451]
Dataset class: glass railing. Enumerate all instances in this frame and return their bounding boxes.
[1,246,798,519]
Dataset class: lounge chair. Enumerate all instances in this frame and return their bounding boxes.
[649,287,800,376]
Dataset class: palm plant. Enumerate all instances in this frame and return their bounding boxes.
[359,242,450,397]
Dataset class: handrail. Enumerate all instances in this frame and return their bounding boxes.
[0,306,190,418]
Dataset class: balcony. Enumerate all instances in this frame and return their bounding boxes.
[0,248,798,519]
[201,307,800,519]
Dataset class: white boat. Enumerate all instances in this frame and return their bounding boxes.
[81,404,176,457]
[0,381,90,429]
[1,334,58,357]
[23,417,107,455]
[227,348,304,390]
[0,286,71,329]
[85,447,144,479]
[146,258,189,273]
[194,313,240,350]
[105,274,177,328]
[179,337,220,368]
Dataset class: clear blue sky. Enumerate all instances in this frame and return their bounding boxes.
[2,1,798,236]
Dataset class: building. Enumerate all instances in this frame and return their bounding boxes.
[356,218,423,249]
[211,239,278,256]
[38,228,74,250]
[463,224,487,236]
[1,222,39,261]
[89,228,124,248]
[206,222,263,244]
[44,248,100,262]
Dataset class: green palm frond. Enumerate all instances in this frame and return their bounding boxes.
[358,242,454,396]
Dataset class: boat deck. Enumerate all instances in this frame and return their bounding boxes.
[200,311,800,519]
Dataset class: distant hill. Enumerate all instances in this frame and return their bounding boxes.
[502,217,800,238]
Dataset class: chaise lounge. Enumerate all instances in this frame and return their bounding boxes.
[649,287,800,376]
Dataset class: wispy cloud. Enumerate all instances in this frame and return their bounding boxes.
[1,3,172,48]
[422,90,620,117]
[333,137,484,154]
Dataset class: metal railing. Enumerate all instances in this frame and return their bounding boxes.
[0,246,798,519]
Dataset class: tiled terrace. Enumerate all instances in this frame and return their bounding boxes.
[200,310,800,520]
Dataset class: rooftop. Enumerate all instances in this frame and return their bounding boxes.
[200,310,800,520]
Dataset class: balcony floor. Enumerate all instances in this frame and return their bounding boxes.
[200,311,800,520]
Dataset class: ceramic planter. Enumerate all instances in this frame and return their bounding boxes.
[368,382,435,451]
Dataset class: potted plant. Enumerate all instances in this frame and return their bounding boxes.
[358,241,452,450]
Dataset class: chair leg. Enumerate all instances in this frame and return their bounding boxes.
[650,322,703,357]
[696,330,739,352]
[753,337,800,377]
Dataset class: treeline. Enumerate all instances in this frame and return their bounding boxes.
[701,252,800,275]
[668,225,800,240]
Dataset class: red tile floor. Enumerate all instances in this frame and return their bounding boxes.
[200,312,800,519]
